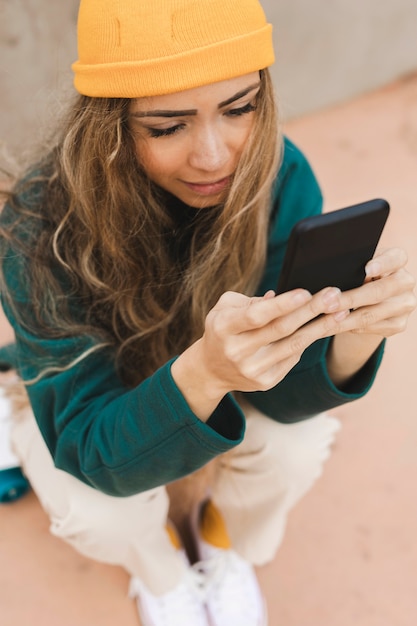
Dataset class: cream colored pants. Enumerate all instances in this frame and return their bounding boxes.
[11,395,340,595]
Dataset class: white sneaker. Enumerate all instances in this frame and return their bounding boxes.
[197,537,268,626]
[129,553,209,626]
[0,388,20,470]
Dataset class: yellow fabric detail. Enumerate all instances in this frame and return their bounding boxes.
[165,523,182,550]
[200,500,231,549]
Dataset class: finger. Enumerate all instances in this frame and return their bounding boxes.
[238,286,346,350]
[211,289,314,335]
[254,354,302,391]
[339,267,415,311]
[236,350,302,392]
[262,287,344,343]
[365,247,408,279]
[348,314,410,336]
[334,292,417,335]
[213,290,259,310]
[244,308,350,373]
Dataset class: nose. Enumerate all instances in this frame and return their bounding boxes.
[188,124,230,173]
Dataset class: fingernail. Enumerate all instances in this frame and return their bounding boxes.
[333,309,350,322]
[365,261,381,277]
[322,287,341,311]
[292,290,312,305]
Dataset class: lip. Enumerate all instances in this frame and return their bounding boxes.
[181,176,232,196]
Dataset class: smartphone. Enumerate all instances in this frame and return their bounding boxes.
[276,198,390,294]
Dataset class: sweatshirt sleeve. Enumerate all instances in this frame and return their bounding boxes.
[0,297,245,496]
[244,137,385,422]
[0,204,245,497]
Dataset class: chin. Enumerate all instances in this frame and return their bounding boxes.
[181,192,227,210]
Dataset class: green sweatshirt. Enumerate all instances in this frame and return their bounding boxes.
[0,138,384,496]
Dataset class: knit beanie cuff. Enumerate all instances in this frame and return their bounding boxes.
[73,25,274,98]
[72,0,274,98]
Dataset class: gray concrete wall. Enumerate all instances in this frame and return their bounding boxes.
[265,0,417,119]
[0,0,78,162]
[1,0,416,161]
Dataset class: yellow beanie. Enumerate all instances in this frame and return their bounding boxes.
[72,0,274,98]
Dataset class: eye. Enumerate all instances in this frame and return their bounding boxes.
[226,102,257,117]
[147,124,186,138]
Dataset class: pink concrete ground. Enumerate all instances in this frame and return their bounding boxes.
[1,74,417,625]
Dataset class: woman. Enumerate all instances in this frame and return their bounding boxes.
[0,1,415,625]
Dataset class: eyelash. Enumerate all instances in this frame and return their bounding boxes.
[226,102,257,117]
[148,124,185,138]
[147,102,257,138]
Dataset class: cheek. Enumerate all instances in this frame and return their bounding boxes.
[231,118,255,157]
[133,140,174,181]
[243,116,256,143]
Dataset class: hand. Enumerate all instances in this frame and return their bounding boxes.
[326,247,416,387]
[172,285,350,419]
[334,247,416,338]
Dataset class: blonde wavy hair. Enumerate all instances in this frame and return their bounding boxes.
[0,70,281,387]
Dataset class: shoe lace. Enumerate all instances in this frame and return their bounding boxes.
[130,566,208,625]
[197,550,261,620]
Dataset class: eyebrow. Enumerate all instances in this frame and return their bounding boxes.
[131,82,261,119]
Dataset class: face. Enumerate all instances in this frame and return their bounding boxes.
[128,73,260,208]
